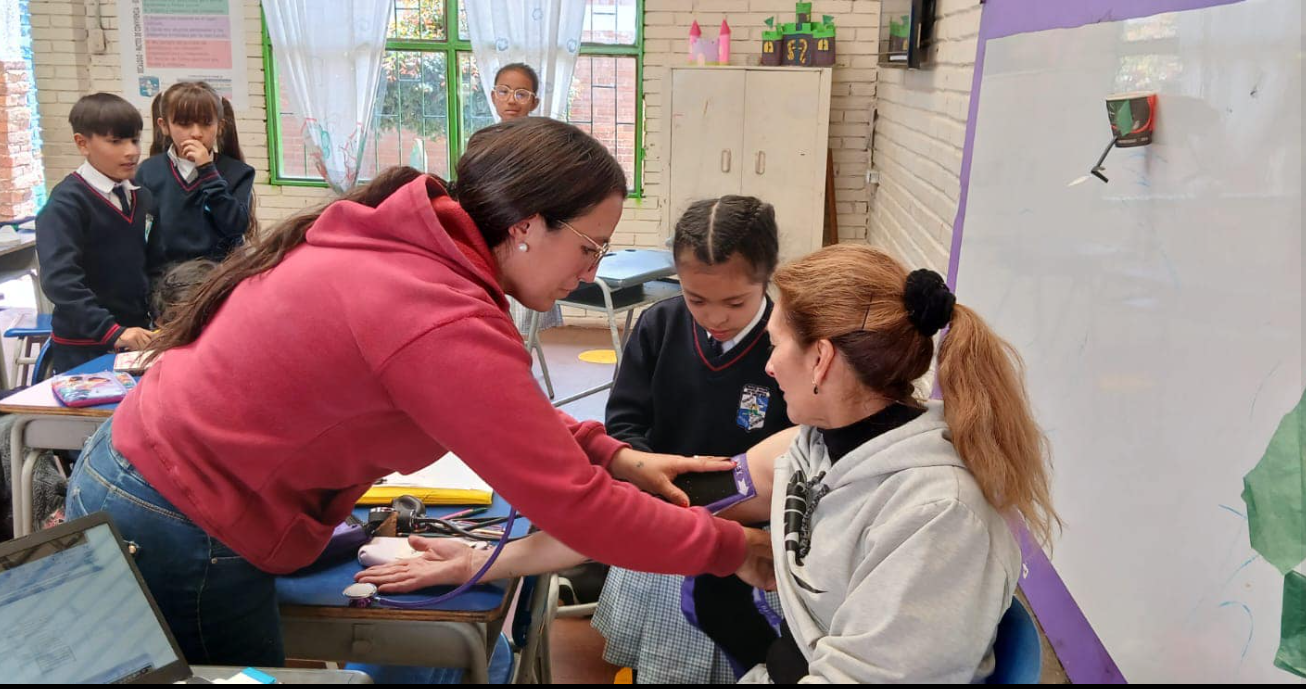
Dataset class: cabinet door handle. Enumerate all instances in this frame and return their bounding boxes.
[755,151,766,175]
[721,149,732,173]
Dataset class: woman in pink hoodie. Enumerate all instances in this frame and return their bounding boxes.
[65,118,770,667]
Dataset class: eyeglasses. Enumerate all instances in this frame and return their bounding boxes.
[557,219,610,270]
[492,85,536,104]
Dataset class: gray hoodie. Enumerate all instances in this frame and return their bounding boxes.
[743,402,1022,683]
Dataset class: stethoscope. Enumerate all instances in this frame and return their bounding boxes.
[342,507,519,609]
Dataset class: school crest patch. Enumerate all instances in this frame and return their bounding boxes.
[737,384,771,431]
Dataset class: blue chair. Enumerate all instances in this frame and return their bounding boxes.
[988,597,1043,684]
[30,339,53,384]
[4,312,52,387]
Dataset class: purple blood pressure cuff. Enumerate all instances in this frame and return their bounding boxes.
[671,453,757,514]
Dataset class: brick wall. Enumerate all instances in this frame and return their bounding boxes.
[29,0,989,319]
[29,0,335,228]
[31,0,881,243]
[628,0,879,248]
[0,60,41,219]
[866,0,981,273]
[1,0,43,220]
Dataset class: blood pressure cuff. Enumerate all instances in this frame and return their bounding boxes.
[672,453,757,514]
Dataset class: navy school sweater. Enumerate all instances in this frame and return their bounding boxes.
[605,296,792,458]
[36,173,154,348]
[136,152,254,270]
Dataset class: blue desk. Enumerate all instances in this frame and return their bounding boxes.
[276,495,533,683]
[277,495,531,610]
[0,353,121,536]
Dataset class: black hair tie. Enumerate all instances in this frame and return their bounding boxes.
[903,269,955,337]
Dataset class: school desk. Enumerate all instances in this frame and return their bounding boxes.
[276,495,532,684]
[0,352,118,537]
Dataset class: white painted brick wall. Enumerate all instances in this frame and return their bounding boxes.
[32,0,940,328]
[33,0,883,244]
[866,0,981,274]
[30,0,333,230]
[630,0,879,248]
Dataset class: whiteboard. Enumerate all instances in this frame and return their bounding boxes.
[955,1,1303,683]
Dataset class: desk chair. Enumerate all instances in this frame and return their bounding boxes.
[4,312,51,388]
[988,597,1043,684]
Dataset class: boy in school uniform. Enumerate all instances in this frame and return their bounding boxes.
[37,93,157,373]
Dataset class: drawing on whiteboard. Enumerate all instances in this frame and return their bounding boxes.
[1242,388,1306,678]
[1277,572,1305,677]
[1242,388,1306,576]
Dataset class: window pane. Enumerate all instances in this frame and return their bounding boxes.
[582,0,637,45]
[457,52,496,153]
[273,49,455,182]
[370,50,451,178]
[275,79,313,179]
[566,55,637,185]
[273,1,643,188]
[391,0,446,41]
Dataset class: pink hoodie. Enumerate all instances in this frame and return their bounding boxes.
[113,176,746,575]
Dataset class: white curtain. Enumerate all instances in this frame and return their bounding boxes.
[466,0,588,121]
[0,0,21,62]
[468,1,585,333]
[263,0,392,193]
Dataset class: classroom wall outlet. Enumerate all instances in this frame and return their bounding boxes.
[866,169,881,185]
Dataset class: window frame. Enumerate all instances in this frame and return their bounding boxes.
[261,0,644,197]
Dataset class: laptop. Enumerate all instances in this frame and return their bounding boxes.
[0,512,195,683]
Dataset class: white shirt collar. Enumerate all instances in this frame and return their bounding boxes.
[716,297,769,354]
[167,146,199,182]
[77,161,138,196]
[77,162,138,212]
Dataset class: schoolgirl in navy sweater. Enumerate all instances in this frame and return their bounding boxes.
[136,81,254,272]
[593,196,795,683]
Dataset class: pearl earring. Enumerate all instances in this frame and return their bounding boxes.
[518,243,529,253]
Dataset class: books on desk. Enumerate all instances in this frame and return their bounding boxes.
[357,452,493,506]
[51,371,137,407]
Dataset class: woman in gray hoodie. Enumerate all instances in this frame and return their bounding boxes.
[710,243,1060,682]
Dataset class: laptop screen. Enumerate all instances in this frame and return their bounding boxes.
[0,517,188,683]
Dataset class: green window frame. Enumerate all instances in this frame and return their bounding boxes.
[262,0,644,197]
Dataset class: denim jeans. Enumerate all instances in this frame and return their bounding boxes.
[66,419,284,667]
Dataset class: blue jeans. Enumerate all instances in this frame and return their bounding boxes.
[65,419,285,667]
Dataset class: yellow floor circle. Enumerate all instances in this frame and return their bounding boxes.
[578,349,618,364]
